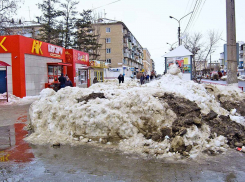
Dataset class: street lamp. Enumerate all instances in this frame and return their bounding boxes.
[169,11,193,46]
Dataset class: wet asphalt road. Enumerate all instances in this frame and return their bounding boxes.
[1,103,245,182]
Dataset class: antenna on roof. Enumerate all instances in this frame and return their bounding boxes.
[28,6,31,21]
[104,9,106,18]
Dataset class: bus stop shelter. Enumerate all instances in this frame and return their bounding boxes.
[163,45,193,80]
[0,61,11,102]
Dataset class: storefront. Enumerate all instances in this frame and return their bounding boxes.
[65,49,90,88]
[0,35,66,98]
[89,60,108,85]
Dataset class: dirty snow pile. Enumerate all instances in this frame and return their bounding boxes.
[26,64,245,159]
[0,93,39,105]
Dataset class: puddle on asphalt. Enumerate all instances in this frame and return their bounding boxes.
[1,110,245,181]
[0,122,34,163]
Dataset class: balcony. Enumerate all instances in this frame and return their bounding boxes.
[128,43,132,50]
[124,53,129,58]
[124,43,128,48]
[123,29,127,36]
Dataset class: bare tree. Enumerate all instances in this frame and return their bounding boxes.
[183,30,222,78]
[0,0,21,35]
[184,32,203,79]
[204,30,222,71]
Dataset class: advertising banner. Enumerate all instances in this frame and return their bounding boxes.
[166,56,190,73]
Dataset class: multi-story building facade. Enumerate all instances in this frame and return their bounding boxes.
[221,41,244,71]
[2,21,42,39]
[94,19,144,77]
[143,48,151,74]
[150,59,154,71]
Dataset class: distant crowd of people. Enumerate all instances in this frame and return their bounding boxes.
[117,73,155,85]
[58,73,73,89]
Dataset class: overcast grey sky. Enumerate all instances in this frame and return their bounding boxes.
[17,0,245,74]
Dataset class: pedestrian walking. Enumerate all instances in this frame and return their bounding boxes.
[140,74,144,85]
[122,74,124,83]
[118,74,124,84]
[146,75,149,83]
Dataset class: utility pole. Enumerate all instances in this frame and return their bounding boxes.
[226,0,238,84]
[178,26,180,46]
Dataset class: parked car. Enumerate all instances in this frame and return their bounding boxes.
[211,71,219,80]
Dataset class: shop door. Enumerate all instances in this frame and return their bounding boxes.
[78,69,87,88]
[0,70,7,94]
[94,71,103,82]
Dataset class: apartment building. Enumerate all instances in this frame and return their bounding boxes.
[2,21,42,39]
[143,48,151,74]
[94,19,144,77]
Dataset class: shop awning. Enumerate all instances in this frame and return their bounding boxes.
[47,62,72,66]
[78,66,91,69]
[0,61,10,67]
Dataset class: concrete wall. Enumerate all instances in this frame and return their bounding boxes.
[25,54,62,96]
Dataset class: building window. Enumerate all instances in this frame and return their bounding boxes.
[106,48,111,54]
[106,27,111,33]
[106,59,111,64]
[106,38,111,43]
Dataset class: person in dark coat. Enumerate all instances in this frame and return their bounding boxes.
[122,74,124,83]
[65,77,73,87]
[118,74,124,84]
[58,73,66,88]
[93,77,98,84]
[140,74,144,85]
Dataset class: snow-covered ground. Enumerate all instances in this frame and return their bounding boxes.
[19,64,245,159]
[0,92,39,105]
[221,75,245,81]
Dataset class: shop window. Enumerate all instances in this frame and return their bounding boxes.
[78,70,87,84]
[106,59,111,64]
[48,66,54,76]
[106,48,111,54]
[48,65,62,83]
[106,27,111,33]
[106,38,111,43]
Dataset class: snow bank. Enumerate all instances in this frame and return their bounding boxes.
[0,93,39,105]
[25,66,245,159]
[221,75,245,81]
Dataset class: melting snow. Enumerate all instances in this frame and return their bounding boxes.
[24,64,245,159]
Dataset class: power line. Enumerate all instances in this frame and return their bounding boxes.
[187,0,206,32]
[183,0,200,34]
[184,0,191,15]
[92,0,121,10]
[185,0,202,33]
[195,0,206,22]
